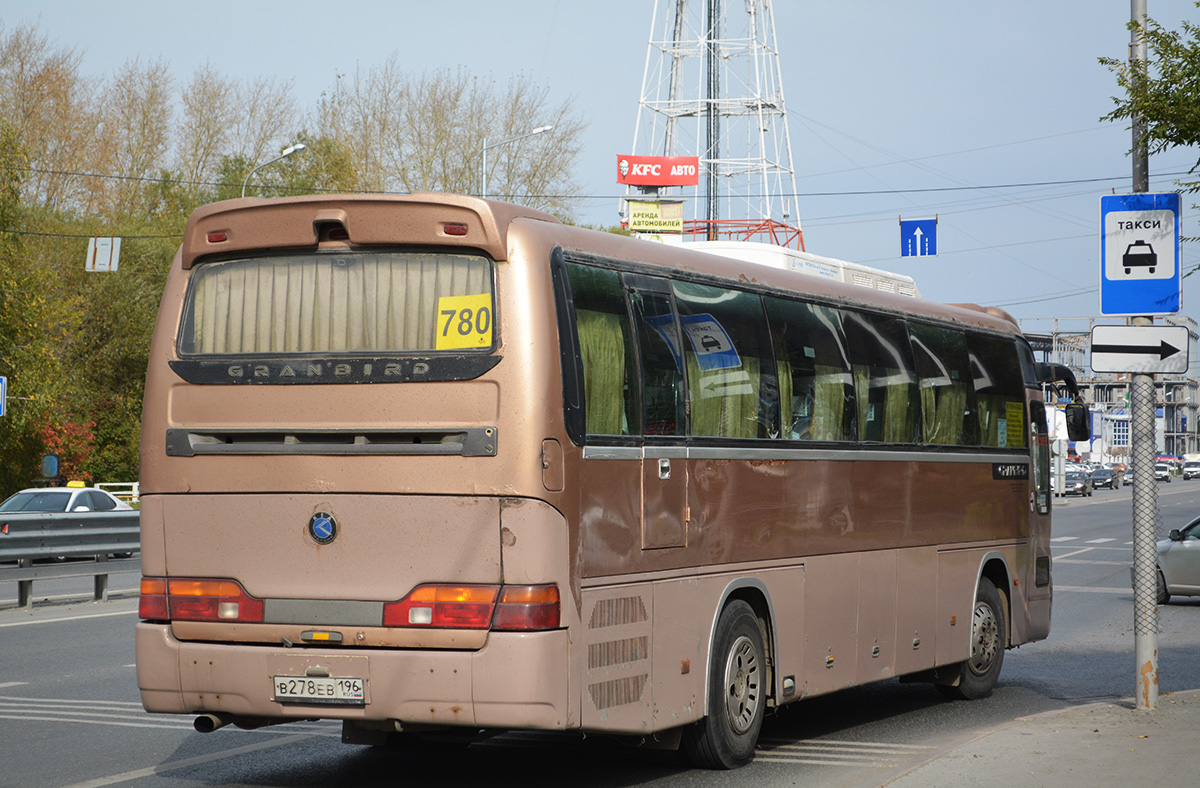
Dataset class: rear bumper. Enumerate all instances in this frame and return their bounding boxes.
[137,622,570,730]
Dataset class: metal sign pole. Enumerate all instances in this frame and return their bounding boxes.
[1129,0,1158,713]
[1130,358,1159,711]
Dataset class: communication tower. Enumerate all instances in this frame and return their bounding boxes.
[627,0,802,248]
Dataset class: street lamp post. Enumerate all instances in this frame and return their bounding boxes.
[242,143,307,198]
[481,125,553,199]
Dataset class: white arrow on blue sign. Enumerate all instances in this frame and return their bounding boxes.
[900,217,937,257]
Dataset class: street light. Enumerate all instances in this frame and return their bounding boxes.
[481,125,553,199]
[242,143,307,198]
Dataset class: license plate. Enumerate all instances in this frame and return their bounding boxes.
[273,675,365,705]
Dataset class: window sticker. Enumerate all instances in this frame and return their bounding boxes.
[1006,401,1025,448]
[680,313,742,371]
[436,293,493,350]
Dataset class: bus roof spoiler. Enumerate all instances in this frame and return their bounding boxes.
[1035,362,1080,399]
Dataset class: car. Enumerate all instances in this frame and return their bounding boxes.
[1062,470,1093,497]
[0,485,133,513]
[1183,461,1200,480]
[1123,467,1135,485]
[1148,516,1200,604]
[1090,467,1120,490]
[0,485,135,560]
[1154,463,1173,482]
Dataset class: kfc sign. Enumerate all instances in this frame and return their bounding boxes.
[616,155,700,186]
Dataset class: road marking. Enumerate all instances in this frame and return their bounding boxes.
[1086,538,1117,544]
[1054,585,1130,594]
[0,696,339,737]
[1053,547,1096,560]
[0,609,137,628]
[1050,536,1079,542]
[755,737,932,767]
[56,734,319,788]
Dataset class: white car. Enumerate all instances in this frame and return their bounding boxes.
[1154,463,1173,482]
[0,486,133,513]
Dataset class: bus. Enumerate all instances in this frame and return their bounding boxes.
[136,193,1087,768]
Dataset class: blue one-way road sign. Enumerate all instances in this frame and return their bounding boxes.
[900,217,937,257]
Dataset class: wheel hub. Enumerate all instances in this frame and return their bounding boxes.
[724,635,761,734]
[967,600,999,676]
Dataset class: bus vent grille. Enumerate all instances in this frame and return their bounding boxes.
[588,636,649,669]
[588,674,647,710]
[588,596,647,629]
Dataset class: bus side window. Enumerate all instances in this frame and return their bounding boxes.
[564,264,640,436]
[672,281,778,439]
[908,322,979,446]
[763,296,854,441]
[629,288,686,436]
[967,334,1027,449]
[841,311,919,444]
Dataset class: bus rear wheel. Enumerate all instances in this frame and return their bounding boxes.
[682,600,766,769]
[937,578,1005,701]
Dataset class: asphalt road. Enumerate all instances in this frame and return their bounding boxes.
[1,481,1197,788]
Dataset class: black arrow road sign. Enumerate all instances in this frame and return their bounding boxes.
[1090,325,1191,374]
[1091,340,1182,360]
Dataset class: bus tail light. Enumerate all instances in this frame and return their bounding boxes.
[139,577,264,623]
[492,584,560,630]
[382,583,560,631]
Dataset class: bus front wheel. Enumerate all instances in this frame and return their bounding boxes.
[937,578,1006,701]
[682,600,766,769]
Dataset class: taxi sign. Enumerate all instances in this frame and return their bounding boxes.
[1099,193,1181,315]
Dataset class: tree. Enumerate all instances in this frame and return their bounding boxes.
[317,63,585,217]
[88,57,174,218]
[1101,3,1200,245]
[0,22,101,212]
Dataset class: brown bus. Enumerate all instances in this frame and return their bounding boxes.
[136,193,1084,768]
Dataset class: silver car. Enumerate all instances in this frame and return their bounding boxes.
[1152,517,1200,604]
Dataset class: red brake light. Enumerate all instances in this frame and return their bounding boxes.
[207,231,228,243]
[383,584,498,628]
[443,223,468,236]
[381,583,560,630]
[138,577,263,623]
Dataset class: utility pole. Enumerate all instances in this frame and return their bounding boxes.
[1128,0,1159,713]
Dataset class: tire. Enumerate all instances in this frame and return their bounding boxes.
[1157,570,1170,605]
[937,578,1006,701]
[682,600,766,769]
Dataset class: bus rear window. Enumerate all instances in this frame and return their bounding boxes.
[178,251,494,356]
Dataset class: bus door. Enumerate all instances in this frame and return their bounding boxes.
[625,274,689,550]
[1029,400,1052,590]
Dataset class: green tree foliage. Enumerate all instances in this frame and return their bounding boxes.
[1101,5,1200,222]
[0,22,585,495]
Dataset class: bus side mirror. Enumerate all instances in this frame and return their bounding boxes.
[1064,402,1090,443]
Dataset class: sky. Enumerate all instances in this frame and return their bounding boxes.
[7,0,1200,347]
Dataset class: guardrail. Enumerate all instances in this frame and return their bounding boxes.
[0,511,140,609]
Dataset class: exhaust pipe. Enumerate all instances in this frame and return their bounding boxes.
[194,713,232,733]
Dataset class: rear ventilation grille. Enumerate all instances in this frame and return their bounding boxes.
[587,596,648,629]
[588,636,649,669]
[588,675,647,710]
